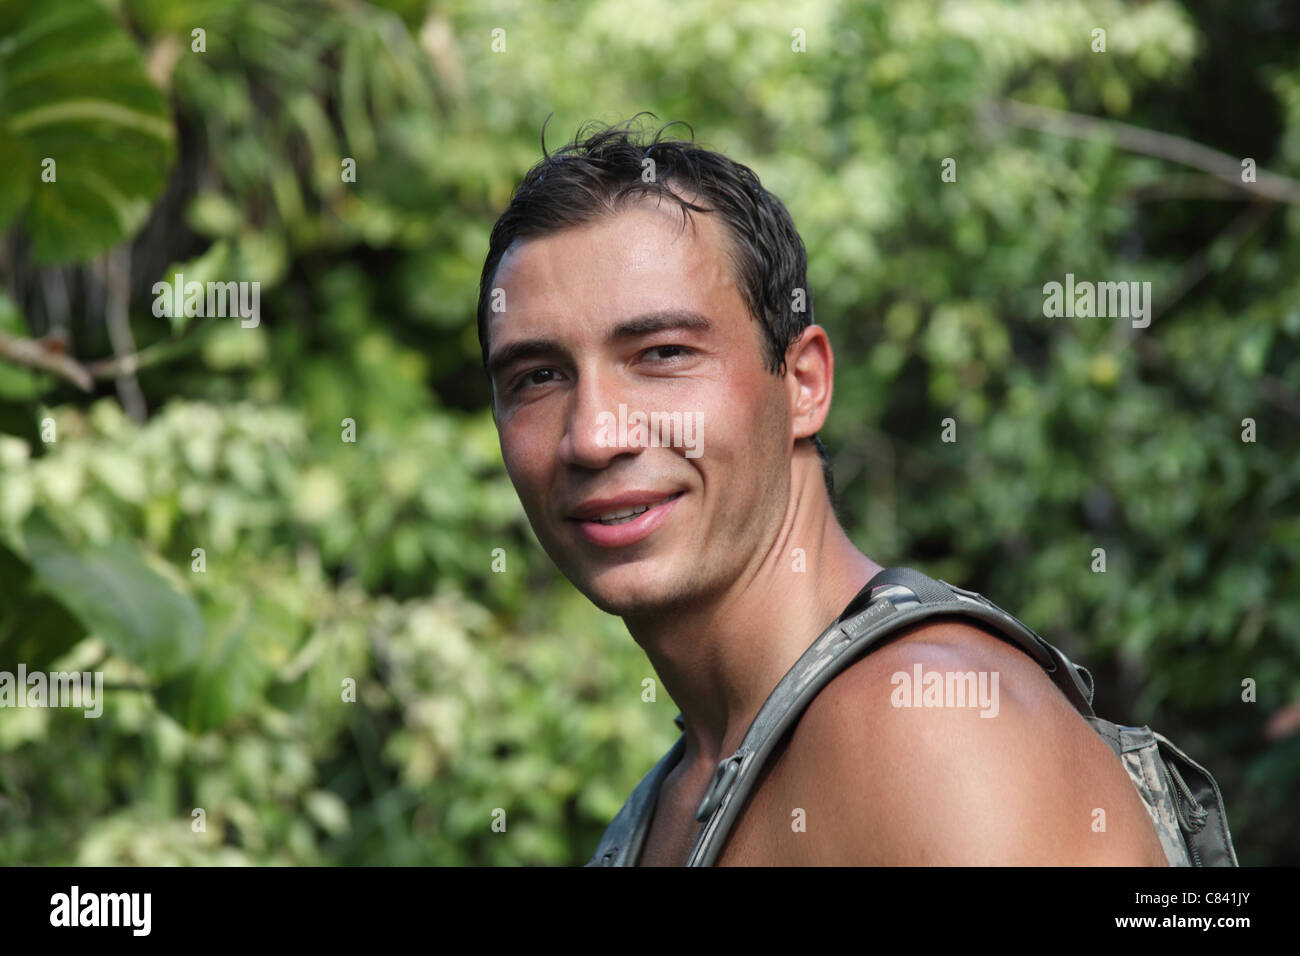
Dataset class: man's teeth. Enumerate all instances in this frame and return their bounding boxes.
[594,504,651,525]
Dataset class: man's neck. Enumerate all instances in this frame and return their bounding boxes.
[624,489,883,779]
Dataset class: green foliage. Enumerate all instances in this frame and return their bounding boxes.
[0,398,669,863]
[0,0,1296,864]
[0,0,174,262]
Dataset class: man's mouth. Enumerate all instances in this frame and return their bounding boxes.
[569,490,683,521]
[593,506,651,525]
[588,498,674,525]
[566,491,685,547]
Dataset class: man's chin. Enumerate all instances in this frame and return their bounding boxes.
[571,569,685,618]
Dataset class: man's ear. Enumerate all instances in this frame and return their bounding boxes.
[785,325,834,441]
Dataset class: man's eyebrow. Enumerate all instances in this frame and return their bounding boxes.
[487,338,561,377]
[609,309,715,339]
[487,310,715,377]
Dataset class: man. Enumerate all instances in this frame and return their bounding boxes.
[476,118,1170,865]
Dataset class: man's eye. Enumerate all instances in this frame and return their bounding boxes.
[646,345,691,361]
[514,368,561,391]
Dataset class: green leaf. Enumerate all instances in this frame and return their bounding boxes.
[153,623,268,733]
[123,0,247,37]
[20,509,203,678]
[0,290,53,403]
[304,790,350,836]
[0,537,86,672]
[154,590,299,732]
[0,0,175,263]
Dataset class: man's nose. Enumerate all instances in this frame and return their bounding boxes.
[558,369,635,470]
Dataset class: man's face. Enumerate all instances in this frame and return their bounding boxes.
[486,199,794,617]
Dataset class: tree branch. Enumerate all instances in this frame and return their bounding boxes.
[0,317,215,394]
[984,99,1300,205]
[103,247,148,422]
[0,331,94,391]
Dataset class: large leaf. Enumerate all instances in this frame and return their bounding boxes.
[0,537,86,672]
[21,510,203,678]
[0,0,175,263]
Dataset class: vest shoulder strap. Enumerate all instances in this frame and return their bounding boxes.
[585,731,684,866]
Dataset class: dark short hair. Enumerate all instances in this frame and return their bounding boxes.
[476,114,834,500]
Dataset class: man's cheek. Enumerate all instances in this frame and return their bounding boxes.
[498,443,533,496]
[517,483,551,533]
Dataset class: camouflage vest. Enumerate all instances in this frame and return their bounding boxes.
[586,567,1238,866]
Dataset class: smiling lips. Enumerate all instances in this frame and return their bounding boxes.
[567,491,684,547]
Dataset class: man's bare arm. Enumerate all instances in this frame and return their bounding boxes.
[776,622,1170,865]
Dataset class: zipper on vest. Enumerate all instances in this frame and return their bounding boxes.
[1163,760,1208,833]
[1162,760,1207,866]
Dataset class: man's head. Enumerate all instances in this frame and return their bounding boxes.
[477,117,838,617]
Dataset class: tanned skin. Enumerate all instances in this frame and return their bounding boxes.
[485,195,1169,866]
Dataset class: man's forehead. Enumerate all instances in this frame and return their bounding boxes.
[489,201,743,338]
[498,200,723,278]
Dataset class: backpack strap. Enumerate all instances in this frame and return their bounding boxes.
[683,565,1097,866]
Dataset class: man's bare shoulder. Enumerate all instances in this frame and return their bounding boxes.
[767,619,1169,865]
